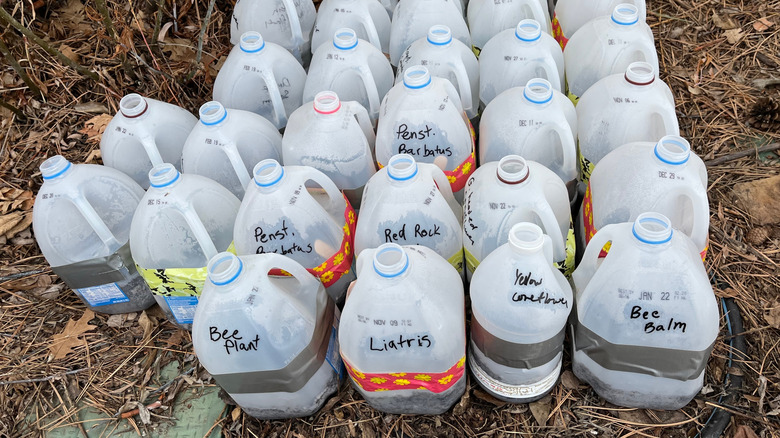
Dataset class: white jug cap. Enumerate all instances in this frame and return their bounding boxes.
[497,155,530,184]
[253,159,284,187]
[508,223,545,254]
[119,93,148,118]
[313,91,342,114]
[207,252,244,286]
[403,66,432,89]
[199,101,227,125]
[427,25,452,45]
[148,163,181,188]
[523,78,554,105]
[632,212,673,245]
[515,19,542,42]
[240,32,266,53]
[624,62,655,85]
[333,28,358,50]
[387,154,418,181]
[654,135,691,165]
[373,243,409,277]
[40,155,73,180]
[611,4,639,25]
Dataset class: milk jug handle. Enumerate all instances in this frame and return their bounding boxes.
[261,252,320,291]
[445,60,473,113]
[428,165,462,220]
[178,204,220,260]
[542,234,554,266]
[355,65,382,119]
[547,123,576,179]
[650,185,709,253]
[532,202,566,263]
[138,132,165,167]
[259,68,289,128]
[523,0,551,33]
[299,166,346,218]
[220,140,252,190]
[571,225,617,291]
[346,101,376,144]
[357,12,383,50]
[645,102,679,135]
[70,195,122,251]
[613,42,657,75]
[533,60,561,93]
[280,0,304,60]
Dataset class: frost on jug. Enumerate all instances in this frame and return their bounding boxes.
[467,0,551,55]
[388,0,471,67]
[376,67,476,201]
[479,78,577,199]
[580,135,709,259]
[311,0,391,56]
[463,156,574,280]
[355,154,464,274]
[33,156,156,314]
[304,28,394,122]
[283,91,377,209]
[340,244,467,414]
[397,25,480,120]
[571,213,719,410]
[469,223,572,402]
[563,4,657,102]
[192,252,342,419]
[214,32,307,130]
[130,164,241,329]
[230,0,316,65]
[553,0,646,44]
[182,101,283,198]
[100,94,197,189]
[479,19,564,108]
[576,62,679,182]
[233,160,356,305]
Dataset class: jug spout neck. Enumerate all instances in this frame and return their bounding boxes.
[427,25,453,47]
[653,135,691,166]
[508,223,546,255]
[252,159,285,191]
[611,4,640,26]
[624,62,655,86]
[333,28,359,51]
[386,153,419,184]
[40,155,74,181]
[199,101,228,126]
[403,66,432,91]
[119,93,149,119]
[497,155,530,185]
[148,163,181,189]
[313,91,342,115]
[208,252,244,286]
[372,243,409,278]
[240,31,266,53]
[632,212,673,247]
[515,19,542,43]
[522,78,554,106]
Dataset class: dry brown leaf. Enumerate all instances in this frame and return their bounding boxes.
[754,17,775,32]
[49,309,96,360]
[529,394,552,426]
[106,313,129,328]
[138,311,154,340]
[0,211,27,236]
[712,12,737,30]
[733,425,760,438]
[59,45,80,63]
[4,212,32,239]
[231,406,242,421]
[765,301,780,329]
[0,188,34,214]
[560,370,581,389]
[724,28,744,44]
[473,389,507,407]
[80,114,113,144]
[161,38,196,63]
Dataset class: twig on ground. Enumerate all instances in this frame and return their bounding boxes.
[705,143,780,166]
[0,368,91,386]
[0,35,42,97]
[0,269,46,283]
[183,0,217,83]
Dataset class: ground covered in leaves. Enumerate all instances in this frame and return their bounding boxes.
[1,0,779,436]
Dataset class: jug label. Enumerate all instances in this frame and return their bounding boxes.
[325,308,345,378]
[629,304,688,334]
[343,355,466,394]
[369,333,433,352]
[394,123,453,158]
[254,218,314,256]
[469,354,560,399]
[209,326,260,354]
[77,282,130,307]
[164,296,198,324]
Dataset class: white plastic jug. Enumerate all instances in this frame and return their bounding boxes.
[192,252,341,419]
[571,212,719,410]
[304,28,394,122]
[230,0,316,65]
[554,0,646,45]
[563,4,657,101]
[479,19,564,107]
[311,0,391,56]
[283,91,376,208]
[340,243,466,414]
[213,32,307,130]
[355,154,464,273]
[576,62,678,182]
[376,67,475,200]
[469,223,572,402]
[467,0,551,53]
[101,94,197,189]
[33,156,156,314]
[233,160,355,304]
[378,0,397,18]
[182,101,283,198]
[396,25,479,120]
[479,78,577,193]
[463,156,573,280]
[580,135,709,259]
[130,164,241,328]
[388,0,471,66]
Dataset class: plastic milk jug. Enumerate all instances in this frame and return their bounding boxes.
[33,156,156,314]
[283,91,376,209]
[233,160,356,304]
[576,62,678,182]
[304,28,394,122]
[130,164,241,329]
[580,135,709,259]
[467,0,551,54]
[213,32,307,130]
[311,0,391,56]
[571,212,718,410]
[463,156,573,280]
[101,94,197,189]
[376,67,475,201]
[182,101,283,198]
[554,0,646,43]
[396,25,480,120]
[355,154,464,273]
[469,223,572,402]
[563,4,657,102]
[230,0,316,65]
[479,19,564,108]
[388,0,471,66]
[479,78,577,197]
[340,243,467,414]
[192,252,341,419]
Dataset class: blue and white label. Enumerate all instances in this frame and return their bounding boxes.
[326,307,345,379]
[164,296,199,325]
[76,283,130,307]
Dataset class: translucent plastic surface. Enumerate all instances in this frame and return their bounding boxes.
[554,0,646,41]
[468,0,550,52]
[388,0,470,66]
[230,0,316,65]
[311,0,391,55]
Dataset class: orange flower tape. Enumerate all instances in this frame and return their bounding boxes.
[551,13,569,50]
[343,356,466,394]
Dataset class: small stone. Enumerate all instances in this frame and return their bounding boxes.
[732,176,780,225]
